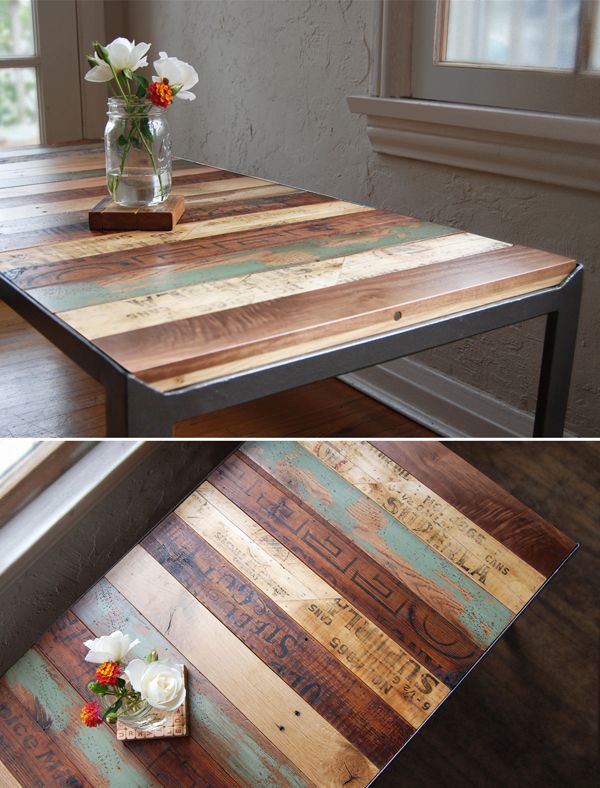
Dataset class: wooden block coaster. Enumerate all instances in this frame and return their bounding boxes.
[116,665,188,740]
[89,194,185,231]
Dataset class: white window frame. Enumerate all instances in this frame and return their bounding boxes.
[348,0,600,194]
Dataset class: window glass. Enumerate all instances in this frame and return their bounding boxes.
[0,67,40,146]
[444,0,580,70]
[0,0,36,57]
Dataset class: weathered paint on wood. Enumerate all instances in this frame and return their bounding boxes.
[371,441,577,576]
[0,440,577,787]
[0,683,93,788]
[73,581,312,788]
[107,545,380,788]
[3,649,160,787]
[300,440,544,612]
[234,444,514,648]
[145,514,414,760]
[0,144,576,396]
[212,454,484,686]
[176,493,449,726]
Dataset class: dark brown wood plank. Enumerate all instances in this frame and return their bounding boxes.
[143,512,414,768]
[93,245,574,383]
[372,441,577,576]
[209,453,483,687]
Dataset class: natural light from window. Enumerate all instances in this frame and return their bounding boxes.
[0,439,39,480]
[0,0,40,148]
[444,0,580,70]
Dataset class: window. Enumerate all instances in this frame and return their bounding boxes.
[412,0,600,116]
[347,0,600,192]
[0,0,101,147]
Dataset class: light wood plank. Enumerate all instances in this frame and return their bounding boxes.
[0,759,22,787]
[107,545,379,788]
[0,201,371,270]
[300,441,545,612]
[58,232,505,339]
[177,490,450,727]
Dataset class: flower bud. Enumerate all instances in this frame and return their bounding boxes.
[93,42,111,64]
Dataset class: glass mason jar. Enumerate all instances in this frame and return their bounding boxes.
[104,97,172,207]
[102,695,170,732]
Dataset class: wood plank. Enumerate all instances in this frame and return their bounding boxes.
[36,611,249,788]
[0,758,22,787]
[56,231,505,339]
[372,441,577,576]
[107,546,380,788]
[2,649,159,787]
[89,195,186,232]
[73,581,314,788]
[210,453,485,685]
[300,440,545,612]
[0,201,372,270]
[18,215,443,310]
[177,490,450,727]
[144,514,413,764]
[116,246,574,392]
[0,684,93,788]
[221,447,513,649]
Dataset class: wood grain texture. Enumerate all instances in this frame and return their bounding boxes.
[211,453,485,686]
[107,545,380,788]
[372,441,577,576]
[88,195,186,232]
[0,143,576,396]
[230,446,513,649]
[143,513,414,764]
[300,441,545,612]
[0,440,579,787]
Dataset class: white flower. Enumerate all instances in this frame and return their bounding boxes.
[85,37,150,82]
[83,630,140,663]
[152,51,198,100]
[125,659,186,711]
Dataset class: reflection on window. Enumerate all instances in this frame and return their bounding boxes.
[444,0,580,70]
[0,0,35,57]
[0,67,40,147]
[0,440,39,480]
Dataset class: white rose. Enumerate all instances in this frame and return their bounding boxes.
[152,51,198,100]
[83,630,140,663]
[124,659,186,711]
[85,37,150,82]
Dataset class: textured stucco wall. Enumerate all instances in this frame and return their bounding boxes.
[125,0,599,435]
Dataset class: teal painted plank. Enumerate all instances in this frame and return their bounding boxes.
[29,220,459,312]
[242,441,513,647]
[5,649,157,788]
[74,578,310,788]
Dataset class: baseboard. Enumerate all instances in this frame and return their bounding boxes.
[341,358,557,438]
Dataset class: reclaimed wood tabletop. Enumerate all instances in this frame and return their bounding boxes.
[0,441,576,787]
[0,143,577,398]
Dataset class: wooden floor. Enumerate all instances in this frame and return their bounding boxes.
[0,442,596,787]
[0,303,434,437]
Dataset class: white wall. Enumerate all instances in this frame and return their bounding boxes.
[124,0,599,435]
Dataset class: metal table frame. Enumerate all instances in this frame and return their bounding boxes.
[0,264,583,437]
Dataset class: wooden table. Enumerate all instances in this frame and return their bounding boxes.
[0,441,577,787]
[0,143,582,437]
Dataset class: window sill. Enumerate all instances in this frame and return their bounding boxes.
[347,96,600,193]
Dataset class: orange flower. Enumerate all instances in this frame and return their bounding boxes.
[80,700,102,728]
[147,78,173,107]
[96,660,121,686]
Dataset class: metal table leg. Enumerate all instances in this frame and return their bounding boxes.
[533,266,583,437]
